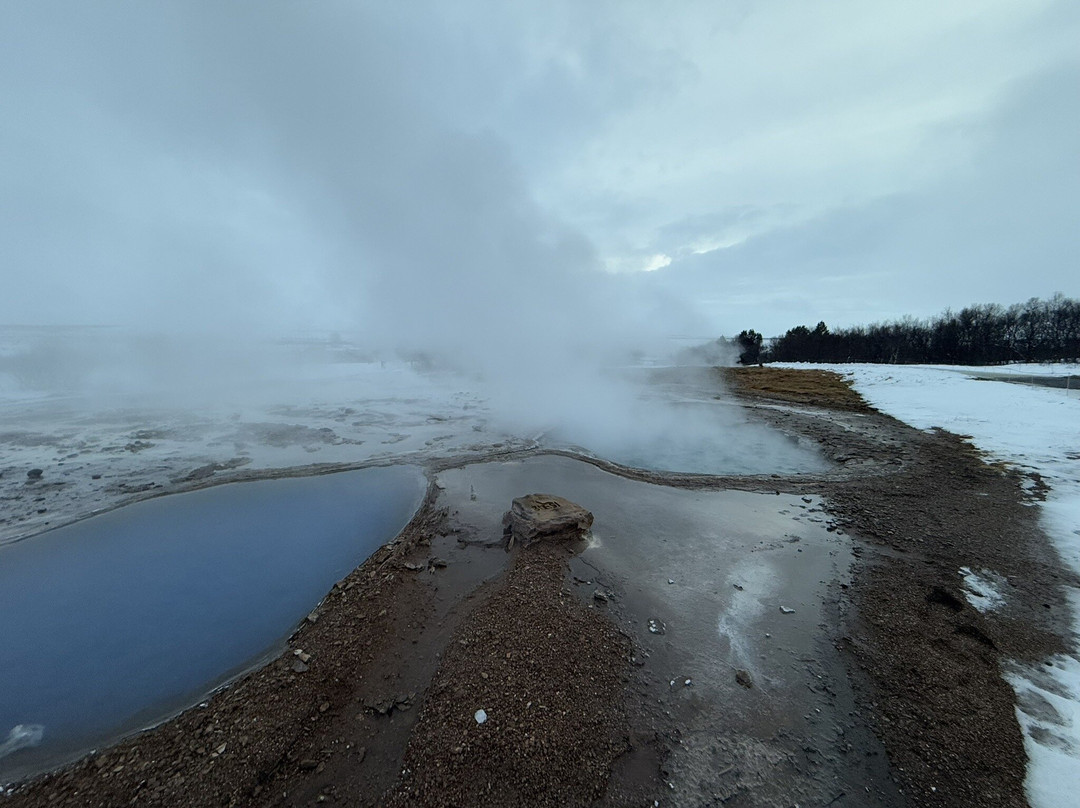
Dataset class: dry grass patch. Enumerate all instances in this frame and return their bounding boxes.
[719,366,874,412]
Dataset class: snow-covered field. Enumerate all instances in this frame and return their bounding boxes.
[779,362,1080,807]
[0,361,531,545]
[0,329,821,546]
[0,328,529,544]
[921,362,1080,378]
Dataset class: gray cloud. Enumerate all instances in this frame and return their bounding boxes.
[1,0,1077,345]
[647,61,1080,334]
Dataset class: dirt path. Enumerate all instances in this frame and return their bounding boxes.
[384,541,630,807]
[5,368,1072,807]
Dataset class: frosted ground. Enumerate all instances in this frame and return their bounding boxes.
[0,330,516,545]
[780,362,1080,808]
[0,328,819,545]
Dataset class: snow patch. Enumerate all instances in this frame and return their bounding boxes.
[1007,652,1080,808]
[959,567,1007,613]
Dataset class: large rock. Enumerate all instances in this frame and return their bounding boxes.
[502,494,593,548]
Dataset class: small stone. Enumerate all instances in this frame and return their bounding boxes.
[292,660,309,673]
[735,669,754,689]
[299,759,318,771]
[647,618,666,635]
[293,649,311,663]
[474,709,488,724]
[26,469,43,480]
[592,589,609,602]
[368,697,395,715]
[779,606,796,614]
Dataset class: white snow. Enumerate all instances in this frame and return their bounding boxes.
[779,362,1080,805]
[1008,647,1080,808]
[902,362,1080,379]
[959,566,1007,613]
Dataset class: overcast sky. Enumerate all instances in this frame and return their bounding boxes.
[2,1,1077,340]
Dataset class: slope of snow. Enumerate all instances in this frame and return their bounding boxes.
[778,363,1080,806]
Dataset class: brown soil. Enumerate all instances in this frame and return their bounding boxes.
[384,541,630,807]
[6,366,1072,808]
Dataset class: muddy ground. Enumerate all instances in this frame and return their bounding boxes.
[4,368,1072,807]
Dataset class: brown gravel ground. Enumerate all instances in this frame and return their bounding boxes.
[6,367,1074,808]
[820,429,1071,808]
[384,540,631,807]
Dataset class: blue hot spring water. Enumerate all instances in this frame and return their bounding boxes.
[0,465,425,782]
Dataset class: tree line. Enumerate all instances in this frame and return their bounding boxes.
[735,294,1080,365]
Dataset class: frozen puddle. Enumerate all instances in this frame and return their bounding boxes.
[0,466,425,783]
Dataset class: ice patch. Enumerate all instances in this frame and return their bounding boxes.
[717,558,777,677]
[959,566,1007,613]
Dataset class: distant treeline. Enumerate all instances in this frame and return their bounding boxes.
[735,294,1080,365]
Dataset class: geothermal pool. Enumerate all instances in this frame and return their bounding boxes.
[0,466,425,783]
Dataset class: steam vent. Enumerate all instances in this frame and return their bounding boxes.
[501,493,594,549]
